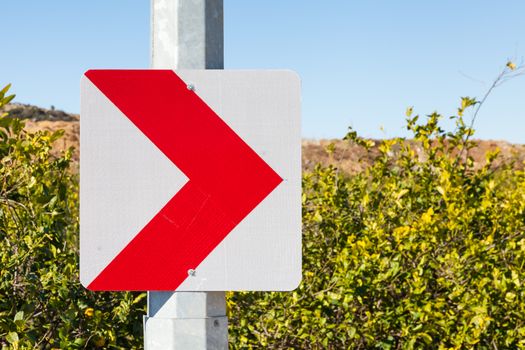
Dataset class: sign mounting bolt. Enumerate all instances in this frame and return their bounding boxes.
[188,269,196,277]
[187,84,195,91]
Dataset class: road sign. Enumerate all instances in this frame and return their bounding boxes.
[80,70,301,291]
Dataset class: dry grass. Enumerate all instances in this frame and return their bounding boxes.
[303,139,525,174]
[3,103,524,174]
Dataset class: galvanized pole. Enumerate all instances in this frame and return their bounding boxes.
[144,1,227,349]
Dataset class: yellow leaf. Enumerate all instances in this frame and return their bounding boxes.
[396,189,409,200]
[421,208,434,224]
[505,292,516,302]
[84,307,94,317]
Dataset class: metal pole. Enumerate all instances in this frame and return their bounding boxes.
[145,1,226,349]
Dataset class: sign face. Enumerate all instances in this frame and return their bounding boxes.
[80,70,301,291]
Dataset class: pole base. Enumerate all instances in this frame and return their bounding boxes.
[144,316,228,350]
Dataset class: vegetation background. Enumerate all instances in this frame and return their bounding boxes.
[1,63,525,349]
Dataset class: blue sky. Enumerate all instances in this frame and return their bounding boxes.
[1,1,524,142]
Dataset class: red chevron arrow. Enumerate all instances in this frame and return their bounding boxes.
[84,70,282,290]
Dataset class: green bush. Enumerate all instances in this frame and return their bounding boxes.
[2,73,525,349]
[228,97,525,349]
[0,85,145,349]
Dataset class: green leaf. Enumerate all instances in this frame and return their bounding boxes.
[14,310,24,322]
[6,332,19,344]
[0,83,11,96]
[3,94,15,105]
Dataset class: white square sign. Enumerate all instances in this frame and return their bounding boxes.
[80,70,301,291]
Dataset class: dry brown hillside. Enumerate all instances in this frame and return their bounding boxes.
[3,103,524,173]
[3,103,80,161]
[303,139,525,174]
